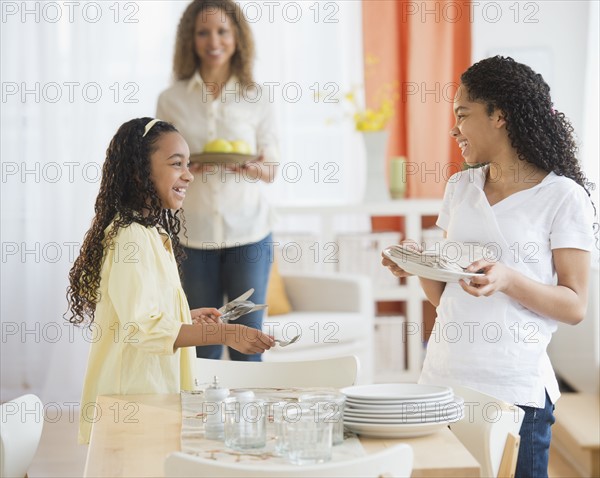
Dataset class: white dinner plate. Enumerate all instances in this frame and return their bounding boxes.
[343,419,456,438]
[344,401,464,419]
[341,383,453,401]
[344,409,464,424]
[345,394,455,408]
[382,248,483,283]
[344,391,454,403]
[345,396,461,413]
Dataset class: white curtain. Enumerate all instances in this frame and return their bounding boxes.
[0,1,364,403]
[245,0,366,206]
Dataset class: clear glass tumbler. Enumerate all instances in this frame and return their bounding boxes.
[284,403,333,465]
[223,397,267,451]
[271,400,302,457]
[299,392,346,445]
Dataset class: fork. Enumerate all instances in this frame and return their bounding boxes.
[274,334,301,347]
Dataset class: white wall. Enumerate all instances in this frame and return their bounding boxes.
[472,0,598,206]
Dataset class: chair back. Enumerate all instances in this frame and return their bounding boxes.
[165,443,413,478]
[0,394,44,478]
[195,355,359,389]
[449,385,524,478]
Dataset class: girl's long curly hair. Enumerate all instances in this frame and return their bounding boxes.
[461,56,594,199]
[172,0,255,87]
[65,118,186,325]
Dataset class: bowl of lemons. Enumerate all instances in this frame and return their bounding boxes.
[191,139,258,165]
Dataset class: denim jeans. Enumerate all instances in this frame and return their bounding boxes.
[181,234,273,362]
[515,391,555,478]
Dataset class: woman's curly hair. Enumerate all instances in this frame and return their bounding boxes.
[65,118,186,325]
[461,56,594,199]
[172,0,255,87]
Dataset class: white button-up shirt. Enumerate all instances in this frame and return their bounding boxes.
[157,73,279,249]
[419,166,595,407]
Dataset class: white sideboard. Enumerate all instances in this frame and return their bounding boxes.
[274,199,443,382]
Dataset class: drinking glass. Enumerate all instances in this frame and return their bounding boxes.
[299,392,346,445]
[284,403,333,465]
[271,400,301,457]
[223,397,267,450]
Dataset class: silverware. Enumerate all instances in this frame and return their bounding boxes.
[220,302,268,323]
[218,288,255,314]
[274,334,301,347]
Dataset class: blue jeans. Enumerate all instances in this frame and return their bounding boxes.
[515,391,555,478]
[181,234,273,361]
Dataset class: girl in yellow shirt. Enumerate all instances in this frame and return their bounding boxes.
[65,117,274,444]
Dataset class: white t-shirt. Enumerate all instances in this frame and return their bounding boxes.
[157,73,279,249]
[419,165,595,407]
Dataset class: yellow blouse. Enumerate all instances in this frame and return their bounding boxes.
[78,222,194,444]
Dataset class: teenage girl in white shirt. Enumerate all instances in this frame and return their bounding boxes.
[157,0,278,361]
[383,56,596,478]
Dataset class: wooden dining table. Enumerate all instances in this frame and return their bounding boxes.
[84,394,480,477]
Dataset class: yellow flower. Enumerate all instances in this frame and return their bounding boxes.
[327,55,398,132]
[347,90,396,132]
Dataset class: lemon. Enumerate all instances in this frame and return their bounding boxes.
[230,140,252,154]
[203,139,233,153]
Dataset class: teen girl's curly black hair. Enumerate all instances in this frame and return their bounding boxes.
[461,56,594,199]
[65,118,186,325]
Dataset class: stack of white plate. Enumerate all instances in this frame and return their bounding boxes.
[340,383,464,438]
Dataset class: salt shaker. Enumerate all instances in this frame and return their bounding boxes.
[204,376,229,440]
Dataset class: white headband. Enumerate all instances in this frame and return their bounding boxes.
[142,118,161,137]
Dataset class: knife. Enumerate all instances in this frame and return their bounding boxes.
[218,288,255,314]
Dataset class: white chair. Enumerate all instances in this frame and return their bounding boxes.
[195,355,359,389]
[165,443,413,478]
[0,394,44,478]
[449,385,524,478]
[264,272,374,384]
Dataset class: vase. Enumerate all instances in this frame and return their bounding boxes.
[390,156,407,199]
[362,130,390,203]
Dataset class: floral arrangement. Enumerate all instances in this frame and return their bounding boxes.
[344,86,396,132]
[329,55,398,132]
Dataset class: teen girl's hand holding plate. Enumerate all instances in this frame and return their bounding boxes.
[381,239,423,278]
[459,259,512,297]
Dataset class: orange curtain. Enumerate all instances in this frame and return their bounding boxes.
[362,0,471,198]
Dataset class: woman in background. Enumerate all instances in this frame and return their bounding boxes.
[157,0,279,361]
